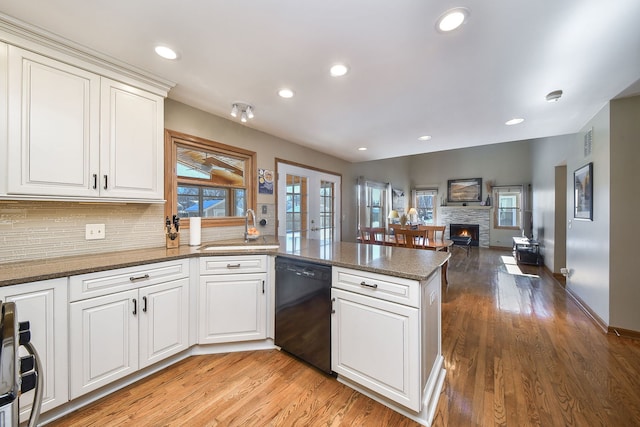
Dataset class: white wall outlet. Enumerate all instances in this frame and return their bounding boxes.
[86,224,106,240]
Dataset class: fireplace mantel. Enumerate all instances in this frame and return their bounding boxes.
[440,205,492,210]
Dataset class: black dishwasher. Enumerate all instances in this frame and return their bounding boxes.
[275,257,333,374]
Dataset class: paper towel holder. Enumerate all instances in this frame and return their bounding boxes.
[189,217,202,246]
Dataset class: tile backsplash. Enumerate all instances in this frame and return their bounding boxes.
[0,201,277,265]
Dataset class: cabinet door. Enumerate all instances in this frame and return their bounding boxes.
[0,278,68,420]
[100,78,164,200]
[7,45,100,197]
[139,278,189,368]
[199,273,267,344]
[69,289,139,399]
[331,288,421,411]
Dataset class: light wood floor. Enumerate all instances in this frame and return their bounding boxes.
[47,248,640,426]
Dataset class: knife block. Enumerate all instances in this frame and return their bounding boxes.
[166,232,180,249]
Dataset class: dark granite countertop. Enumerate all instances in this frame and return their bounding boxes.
[0,237,449,287]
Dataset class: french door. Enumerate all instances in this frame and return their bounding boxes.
[277,162,341,245]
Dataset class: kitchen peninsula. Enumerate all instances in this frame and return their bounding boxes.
[0,239,448,426]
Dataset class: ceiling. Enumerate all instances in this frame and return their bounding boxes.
[1,1,639,162]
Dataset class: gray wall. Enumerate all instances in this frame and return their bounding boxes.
[530,134,574,273]
[165,99,354,243]
[567,105,611,325]
[352,141,534,246]
[610,95,640,331]
[531,105,611,326]
[409,141,533,247]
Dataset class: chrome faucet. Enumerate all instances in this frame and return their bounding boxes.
[244,209,256,241]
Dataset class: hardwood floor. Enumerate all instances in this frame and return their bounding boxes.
[47,248,640,426]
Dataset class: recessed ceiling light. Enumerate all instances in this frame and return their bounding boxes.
[330,64,349,77]
[358,147,367,151]
[278,88,295,98]
[154,45,178,60]
[436,8,470,32]
[546,90,563,102]
[418,135,432,141]
[505,118,525,126]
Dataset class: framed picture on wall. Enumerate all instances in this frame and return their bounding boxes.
[447,178,482,203]
[574,162,593,220]
[392,188,405,212]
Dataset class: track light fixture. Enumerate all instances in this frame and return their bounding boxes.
[230,103,254,122]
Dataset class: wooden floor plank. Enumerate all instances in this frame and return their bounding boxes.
[47,248,640,426]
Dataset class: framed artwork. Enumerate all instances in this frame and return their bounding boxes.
[258,168,274,194]
[392,188,405,211]
[447,178,482,203]
[574,162,593,220]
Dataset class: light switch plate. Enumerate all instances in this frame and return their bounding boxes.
[86,224,105,240]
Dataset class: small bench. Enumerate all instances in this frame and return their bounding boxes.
[450,236,472,256]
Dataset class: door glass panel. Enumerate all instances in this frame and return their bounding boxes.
[320,181,335,242]
[286,174,307,246]
[278,162,341,244]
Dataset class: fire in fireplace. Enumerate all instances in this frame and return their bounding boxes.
[450,223,480,246]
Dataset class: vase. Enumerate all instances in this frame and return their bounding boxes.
[485,195,491,206]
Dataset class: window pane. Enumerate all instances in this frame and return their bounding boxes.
[177,185,199,218]
[177,185,230,218]
[176,145,245,185]
[496,190,521,228]
[234,189,246,216]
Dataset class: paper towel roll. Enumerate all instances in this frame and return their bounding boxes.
[189,217,201,246]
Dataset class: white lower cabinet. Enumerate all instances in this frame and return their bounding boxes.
[0,278,69,421]
[331,288,420,411]
[331,266,443,415]
[69,260,189,399]
[69,289,138,399]
[198,256,267,344]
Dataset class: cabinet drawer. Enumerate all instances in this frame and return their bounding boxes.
[332,267,420,307]
[69,259,189,302]
[199,255,267,275]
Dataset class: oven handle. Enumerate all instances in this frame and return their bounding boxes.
[22,341,43,427]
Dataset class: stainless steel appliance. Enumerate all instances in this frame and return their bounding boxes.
[275,257,333,374]
[0,301,43,427]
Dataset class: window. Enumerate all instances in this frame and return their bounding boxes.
[412,189,437,225]
[494,186,522,229]
[357,179,389,230]
[165,130,256,227]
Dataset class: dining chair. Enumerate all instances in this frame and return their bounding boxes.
[394,228,428,249]
[418,225,448,250]
[388,224,406,245]
[359,227,387,245]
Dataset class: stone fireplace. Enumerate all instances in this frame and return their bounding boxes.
[450,223,480,246]
[439,206,491,247]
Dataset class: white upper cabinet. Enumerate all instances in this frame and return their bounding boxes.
[7,46,101,197]
[0,28,171,202]
[99,78,164,200]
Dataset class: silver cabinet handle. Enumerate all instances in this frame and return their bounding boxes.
[130,274,150,282]
[226,264,241,269]
[360,281,378,289]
